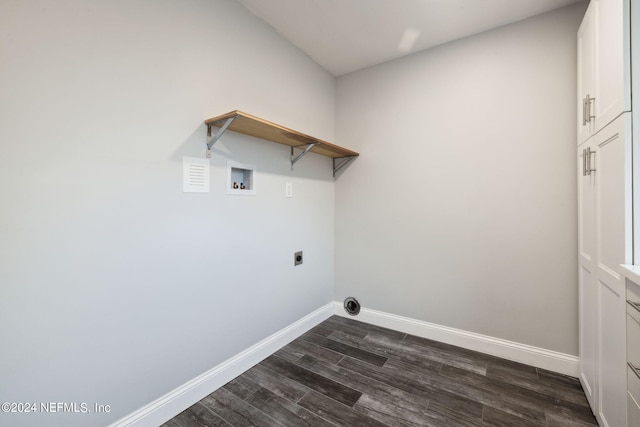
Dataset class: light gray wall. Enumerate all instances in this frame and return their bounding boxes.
[0,1,336,426]
[335,3,587,355]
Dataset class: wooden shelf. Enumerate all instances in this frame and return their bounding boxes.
[204,110,359,160]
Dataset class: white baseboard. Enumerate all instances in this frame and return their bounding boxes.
[109,303,334,427]
[109,300,579,427]
[332,302,579,378]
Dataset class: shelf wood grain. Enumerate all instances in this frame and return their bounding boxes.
[204,110,359,159]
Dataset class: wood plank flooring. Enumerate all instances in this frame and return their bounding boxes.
[161,316,597,426]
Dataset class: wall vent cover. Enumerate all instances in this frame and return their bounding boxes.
[183,156,210,193]
[344,297,360,316]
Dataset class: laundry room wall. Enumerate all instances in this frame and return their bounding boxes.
[335,3,587,356]
[0,0,336,425]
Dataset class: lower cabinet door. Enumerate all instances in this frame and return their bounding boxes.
[578,142,597,410]
[593,114,630,427]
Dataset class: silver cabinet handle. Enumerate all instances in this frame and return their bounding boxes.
[583,97,588,126]
[586,147,591,175]
[582,148,587,176]
[586,94,595,123]
[587,147,596,174]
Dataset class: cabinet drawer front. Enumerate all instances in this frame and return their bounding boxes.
[630,363,640,402]
[629,281,640,322]
[628,312,640,367]
[629,391,640,427]
[628,281,640,370]
[630,300,640,324]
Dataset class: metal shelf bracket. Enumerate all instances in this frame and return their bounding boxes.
[206,115,238,158]
[290,144,318,169]
[333,156,356,177]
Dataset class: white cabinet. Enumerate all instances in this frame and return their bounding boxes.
[627,280,640,427]
[577,0,630,145]
[577,2,596,144]
[577,1,636,423]
[578,114,632,427]
[577,140,597,408]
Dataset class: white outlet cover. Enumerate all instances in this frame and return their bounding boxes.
[285,182,293,198]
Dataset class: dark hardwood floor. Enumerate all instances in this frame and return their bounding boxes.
[161,315,597,426]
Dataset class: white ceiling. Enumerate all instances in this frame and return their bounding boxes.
[235,0,584,76]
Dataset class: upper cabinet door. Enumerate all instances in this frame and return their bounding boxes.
[577,0,630,145]
[577,2,596,145]
[593,0,630,133]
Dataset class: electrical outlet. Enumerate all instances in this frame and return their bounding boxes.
[294,251,303,266]
[285,182,293,198]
